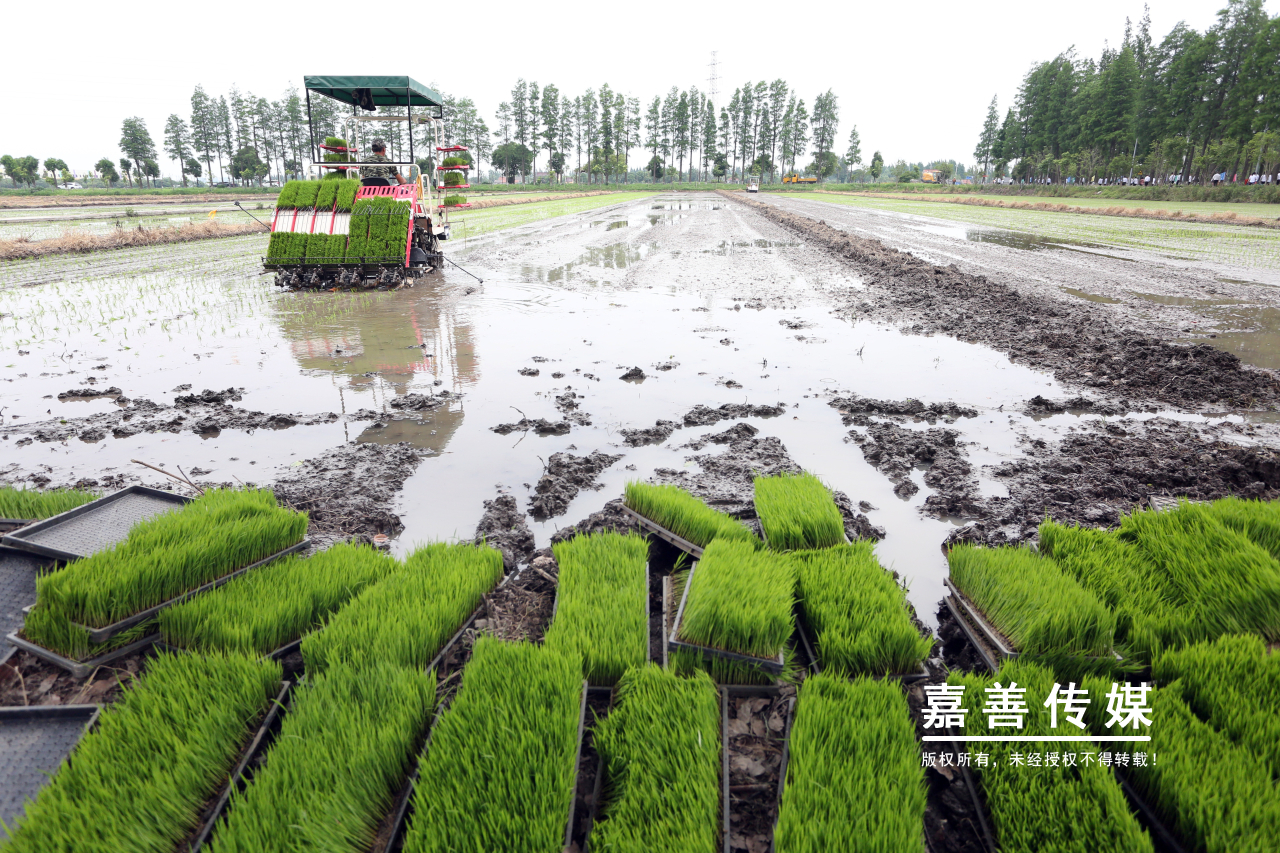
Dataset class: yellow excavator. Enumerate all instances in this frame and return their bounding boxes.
[783,174,817,184]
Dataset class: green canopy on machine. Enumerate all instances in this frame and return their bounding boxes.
[303,76,444,109]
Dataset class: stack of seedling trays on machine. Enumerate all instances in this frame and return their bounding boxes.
[437,146,471,210]
[347,192,413,275]
[265,178,361,276]
[4,486,310,677]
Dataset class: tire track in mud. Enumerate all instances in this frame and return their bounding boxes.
[723,190,1280,412]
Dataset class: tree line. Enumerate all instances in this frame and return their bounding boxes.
[973,1,1280,184]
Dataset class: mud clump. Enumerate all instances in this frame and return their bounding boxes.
[175,387,242,406]
[490,418,572,437]
[830,394,977,425]
[831,488,886,541]
[58,386,122,400]
[652,361,679,371]
[387,390,456,411]
[518,367,540,377]
[473,494,536,571]
[551,497,640,544]
[682,422,760,450]
[729,192,1280,411]
[529,450,623,519]
[273,441,422,547]
[1021,394,1133,417]
[620,419,679,446]
[619,366,645,381]
[952,417,1280,547]
[852,423,980,514]
[554,390,592,426]
[683,402,786,427]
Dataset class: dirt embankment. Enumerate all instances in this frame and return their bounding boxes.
[816,190,1280,228]
[0,192,277,209]
[725,191,1280,412]
[0,220,267,261]
[462,190,621,210]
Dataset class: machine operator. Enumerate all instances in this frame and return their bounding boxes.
[362,138,407,185]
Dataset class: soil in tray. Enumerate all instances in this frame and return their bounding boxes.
[0,648,148,707]
[482,556,556,643]
[566,691,611,852]
[906,681,993,853]
[935,601,998,674]
[726,694,790,853]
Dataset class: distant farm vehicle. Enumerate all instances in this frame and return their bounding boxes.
[922,169,946,184]
[783,174,817,184]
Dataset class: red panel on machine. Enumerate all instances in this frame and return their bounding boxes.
[356,185,418,201]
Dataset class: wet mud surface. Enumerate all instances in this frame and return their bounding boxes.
[736,192,1280,411]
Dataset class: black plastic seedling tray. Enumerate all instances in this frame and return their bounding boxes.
[1147,495,1204,513]
[1115,772,1188,853]
[943,579,1013,673]
[1,486,191,562]
[619,505,706,558]
[765,696,797,853]
[0,703,101,836]
[186,680,293,852]
[72,539,311,644]
[669,562,786,676]
[724,686,794,853]
[792,609,930,683]
[5,630,161,680]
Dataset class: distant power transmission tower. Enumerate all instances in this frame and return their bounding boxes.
[707,51,719,105]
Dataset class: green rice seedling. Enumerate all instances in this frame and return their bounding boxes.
[1118,502,1280,641]
[1204,496,1280,562]
[666,569,796,685]
[544,532,648,685]
[442,195,466,207]
[402,638,583,853]
[24,488,306,658]
[345,199,374,260]
[947,543,1116,656]
[792,543,931,675]
[0,484,97,519]
[754,472,845,551]
[589,666,720,853]
[207,663,435,853]
[334,179,360,213]
[293,180,320,210]
[1039,520,1188,659]
[678,538,795,658]
[1152,634,1280,778]
[1126,681,1280,850]
[301,542,502,673]
[948,660,1153,852]
[274,180,302,210]
[623,482,756,549]
[383,200,412,263]
[774,674,925,853]
[441,156,466,168]
[159,542,397,656]
[314,179,339,211]
[1,651,282,852]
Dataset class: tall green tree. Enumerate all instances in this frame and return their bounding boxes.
[163,114,192,186]
[119,117,157,184]
[844,125,862,176]
[974,95,1000,180]
[43,158,69,187]
[541,84,560,181]
[869,150,884,181]
[1,155,39,188]
[94,157,119,187]
[811,90,839,178]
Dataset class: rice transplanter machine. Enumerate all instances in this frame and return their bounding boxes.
[266,76,472,286]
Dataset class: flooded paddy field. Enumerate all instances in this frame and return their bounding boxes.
[5,190,1279,631]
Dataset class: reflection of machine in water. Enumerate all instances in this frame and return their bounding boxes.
[273,286,478,453]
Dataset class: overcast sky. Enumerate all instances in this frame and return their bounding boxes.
[3,0,1261,179]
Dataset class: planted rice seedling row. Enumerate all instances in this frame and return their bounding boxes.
[402,638,584,853]
[792,543,932,677]
[754,472,845,551]
[0,485,97,521]
[589,666,721,853]
[159,541,397,657]
[947,660,1154,852]
[301,541,503,673]
[544,532,649,686]
[623,482,756,551]
[774,674,925,853]
[207,663,436,853]
[1,652,283,852]
[22,488,307,659]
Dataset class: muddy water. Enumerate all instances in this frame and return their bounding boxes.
[0,192,1245,627]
